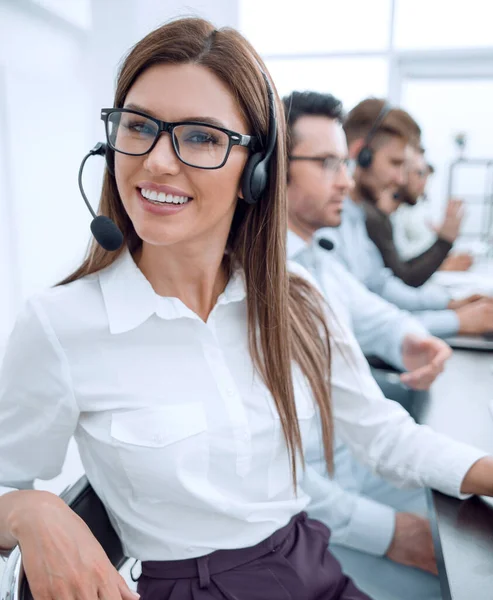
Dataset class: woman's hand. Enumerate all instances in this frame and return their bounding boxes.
[8,490,139,600]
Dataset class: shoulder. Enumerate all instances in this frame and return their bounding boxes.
[363,201,387,227]
[287,260,322,293]
[18,273,107,344]
[30,272,100,315]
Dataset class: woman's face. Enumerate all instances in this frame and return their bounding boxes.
[114,63,250,250]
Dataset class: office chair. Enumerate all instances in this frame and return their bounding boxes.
[0,476,127,600]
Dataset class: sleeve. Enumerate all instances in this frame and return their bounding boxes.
[0,298,80,496]
[401,239,453,287]
[330,262,429,371]
[392,205,439,261]
[365,206,452,287]
[369,266,452,312]
[326,222,453,313]
[302,464,396,556]
[327,312,487,496]
[413,309,460,339]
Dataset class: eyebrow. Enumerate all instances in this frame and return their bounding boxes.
[123,103,228,129]
[317,152,345,159]
[298,152,347,160]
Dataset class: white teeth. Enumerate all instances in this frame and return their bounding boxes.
[140,188,190,205]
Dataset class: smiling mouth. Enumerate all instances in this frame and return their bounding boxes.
[139,187,192,205]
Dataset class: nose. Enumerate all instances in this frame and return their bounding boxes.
[143,133,181,176]
[396,165,407,187]
[335,163,354,192]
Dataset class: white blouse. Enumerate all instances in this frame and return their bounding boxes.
[0,251,485,560]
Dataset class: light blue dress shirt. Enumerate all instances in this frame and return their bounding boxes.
[317,198,460,339]
[288,230,426,555]
[287,231,428,371]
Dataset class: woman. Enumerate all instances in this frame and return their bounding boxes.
[2,17,493,600]
[0,17,369,600]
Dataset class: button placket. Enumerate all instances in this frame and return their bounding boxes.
[200,321,252,477]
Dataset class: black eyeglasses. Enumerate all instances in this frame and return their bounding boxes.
[101,108,260,170]
[289,155,350,173]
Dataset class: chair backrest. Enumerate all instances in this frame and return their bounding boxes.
[1,476,126,600]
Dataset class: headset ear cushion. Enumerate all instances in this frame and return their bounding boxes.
[357,146,373,169]
[241,153,266,205]
[105,147,115,176]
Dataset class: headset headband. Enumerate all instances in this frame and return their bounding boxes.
[365,100,392,147]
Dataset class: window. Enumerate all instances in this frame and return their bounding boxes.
[240,0,391,55]
[395,0,493,50]
[266,57,389,110]
[32,0,91,29]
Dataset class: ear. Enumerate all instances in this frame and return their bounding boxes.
[348,138,366,160]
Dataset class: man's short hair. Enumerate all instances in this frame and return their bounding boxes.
[282,91,345,154]
[344,98,421,148]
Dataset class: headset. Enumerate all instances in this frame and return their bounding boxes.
[78,69,278,251]
[241,71,277,205]
[356,100,393,169]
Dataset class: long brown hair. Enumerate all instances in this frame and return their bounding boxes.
[62,18,333,483]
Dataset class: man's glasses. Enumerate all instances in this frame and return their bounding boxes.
[101,108,260,170]
[289,155,350,174]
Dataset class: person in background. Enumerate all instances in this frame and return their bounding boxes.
[284,90,450,599]
[392,148,474,273]
[320,97,493,339]
[364,144,466,287]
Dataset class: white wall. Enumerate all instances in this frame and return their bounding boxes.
[0,1,92,357]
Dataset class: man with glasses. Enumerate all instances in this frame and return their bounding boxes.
[364,144,467,286]
[284,91,447,599]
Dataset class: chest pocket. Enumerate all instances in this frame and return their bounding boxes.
[110,402,208,500]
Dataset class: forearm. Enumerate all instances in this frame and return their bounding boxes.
[377,275,451,312]
[460,456,493,496]
[0,490,28,550]
[331,494,396,556]
[303,462,396,557]
[0,489,59,550]
[402,239,453,287]
[414,309,459,338]
[329,322,486,495]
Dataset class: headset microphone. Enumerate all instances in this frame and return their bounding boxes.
[78,143,124,251]
[318,238,335,252]
[393,192,400,201]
